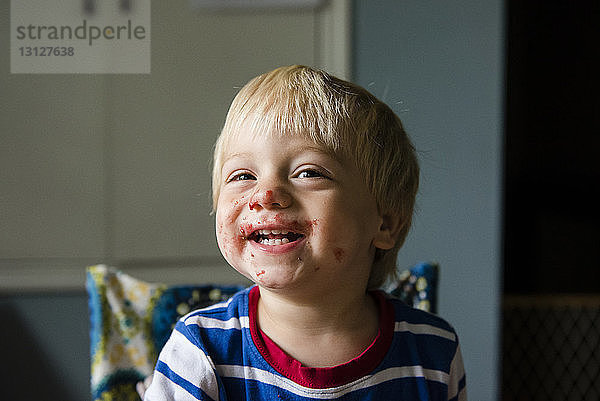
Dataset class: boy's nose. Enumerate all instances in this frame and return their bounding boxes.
[248,187,292,210]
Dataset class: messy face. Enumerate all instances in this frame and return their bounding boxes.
[215,127,392,294]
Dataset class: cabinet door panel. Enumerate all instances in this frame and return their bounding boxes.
[0,69,106,259]
[110,5,316,259]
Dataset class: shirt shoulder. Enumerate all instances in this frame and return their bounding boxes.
[175,287,253,363]
[384,295,467,400]
[387,295,459,340]
[144,287,254,401]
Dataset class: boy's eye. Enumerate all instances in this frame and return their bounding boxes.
[296,169,325,179]
[227,172,256,182]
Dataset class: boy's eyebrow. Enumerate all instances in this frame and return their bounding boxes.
[223,146,337,163]
[223,151,252,162]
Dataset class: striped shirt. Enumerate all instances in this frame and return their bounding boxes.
[145,286,467,401]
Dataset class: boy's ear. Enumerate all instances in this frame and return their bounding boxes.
[373,213,403,250]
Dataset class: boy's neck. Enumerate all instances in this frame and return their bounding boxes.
[256,286,379,368]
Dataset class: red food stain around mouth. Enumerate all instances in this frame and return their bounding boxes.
[334,248,344,263]
[272,214,315,233]
[239,214,317,245]
[239,223,254,238]
[256,270,265,277]
[216,220,246,258]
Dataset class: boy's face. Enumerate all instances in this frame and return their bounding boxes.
[215,125,392,294]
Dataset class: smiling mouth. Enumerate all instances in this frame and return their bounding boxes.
[248,229,305,246]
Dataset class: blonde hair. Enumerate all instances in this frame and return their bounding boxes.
[212,65,419,289]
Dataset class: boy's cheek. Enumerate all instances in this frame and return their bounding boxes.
[215,224,231,260]
[215,220,242,261]
[216,194,250,224]
[226,193,250,211]
[214,202,237,232]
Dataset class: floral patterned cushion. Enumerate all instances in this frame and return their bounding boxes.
[86,262,438,401]
[86,265,246,401]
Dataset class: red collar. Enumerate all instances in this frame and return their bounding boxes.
[248,286,395,388]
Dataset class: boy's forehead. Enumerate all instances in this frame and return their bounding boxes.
[221,132,336,162]
[218,109,350,167]
[223,116,334,151]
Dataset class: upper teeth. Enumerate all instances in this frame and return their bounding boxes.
[257,229,290,235]
[259,238,290,245]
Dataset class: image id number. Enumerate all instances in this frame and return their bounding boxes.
[19,47,75,56]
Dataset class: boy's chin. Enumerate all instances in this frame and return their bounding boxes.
[246,264,307,290]
[227,265,289,289]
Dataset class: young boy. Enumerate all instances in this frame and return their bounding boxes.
[144,65,466,400]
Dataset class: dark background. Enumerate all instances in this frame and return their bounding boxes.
[504,0,600,294]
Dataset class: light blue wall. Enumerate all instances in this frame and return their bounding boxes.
[354,1,503,399]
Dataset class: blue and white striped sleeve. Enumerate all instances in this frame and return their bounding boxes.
[447,343,467,401]
[144,320,221,401]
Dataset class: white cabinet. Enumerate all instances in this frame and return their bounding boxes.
[1,0,350,291]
